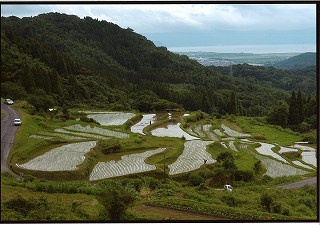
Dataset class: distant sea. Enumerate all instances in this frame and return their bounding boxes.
[168,44,316,54]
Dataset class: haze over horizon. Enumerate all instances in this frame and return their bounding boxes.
[1,4,316,53]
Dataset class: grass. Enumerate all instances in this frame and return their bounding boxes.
[235,117,302,146]
[1,184,103,220]
[1,110,6,120]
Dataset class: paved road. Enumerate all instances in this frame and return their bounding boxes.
[1,103,20,178]
[279,177,317,189]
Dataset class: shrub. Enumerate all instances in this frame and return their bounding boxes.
[302,132,316,144]
[260,192,274,212]
[235,170,255,182]
[99,139,121,154]
[252,135,266,140]
[295,204,313,217]
[79,115,95,123]
[260,175,273,183]
[22,175,37,182]
[97,185,136,220]
[197,183,209,191]
[222,195,239,207]
[188,174,204,186]
[271,201,282,214]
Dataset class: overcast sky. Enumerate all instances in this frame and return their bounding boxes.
[1,4,316,52]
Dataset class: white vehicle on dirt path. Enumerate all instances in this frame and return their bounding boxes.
[224,185,233,192]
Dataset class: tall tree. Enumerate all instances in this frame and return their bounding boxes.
[267,101,288,127]
[296,90,304,124]
[288,91,298,126]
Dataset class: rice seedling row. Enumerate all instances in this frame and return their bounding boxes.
[89,148,166,180]
[291,144,316,151]
[29,135,53,140]
[255,142,288,163]
[254,154,308,178]
[222,137,236,141]
[168,140,215,175]
[221,124,251,137]
[130,114,156,135]
[54,128,109,140]
[87,112,135,126]
[278,146,298,154]
[301,152,317,167]
[291,160,315,170]
[194,125,206,138]
[39,131,88,140]
[203,124,219,141]
[228,141,238,152]
[186,127,199,137]
[213,129,225,137]
[64,124,129,138]
[151,123,199,140]
[17,141,97,171]
[220,142,228,149]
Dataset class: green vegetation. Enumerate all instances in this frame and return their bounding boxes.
[1,12,317,222]
[1,110,5,119]
[1,171,317,221]
[1,13,316,119]
[274,52,316,70]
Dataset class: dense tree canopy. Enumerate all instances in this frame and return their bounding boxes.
[1,13,317,118]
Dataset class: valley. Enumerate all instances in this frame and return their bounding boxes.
[1,101,317,221]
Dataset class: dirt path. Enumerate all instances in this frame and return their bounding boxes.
[131,204,227,220]
[278,177,317,189]
[1,103,20,178]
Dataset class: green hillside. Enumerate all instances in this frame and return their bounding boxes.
[274,52,316,70]
[1,13,316,117]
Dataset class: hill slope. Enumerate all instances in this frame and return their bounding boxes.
[0,13,316,116]
[274,52,316,69]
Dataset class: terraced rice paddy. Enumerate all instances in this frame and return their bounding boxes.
[228,141,238,152]
[255,154,308,178]
[151,123,198,140]
[301,152,317,167]
[64,124,129,139]
[169,140,215,175]
[292,161,314,170]
[203,124,219,141]
[255,142,288,163]
[186,127,199,137]
[214,129,225,137]
[221,124,251,137]
[29,135,53,139]
[130,114,156,135]
[278,146,298,154]
[54,128,109,140]
[17,141,96,171]
[220,142,228,149]
[292,144,316,151]
[87,112,135,126]
[194,125,206,138]
[89,148,166,180]
[39,131,88,140]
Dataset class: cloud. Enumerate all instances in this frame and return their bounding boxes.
[1,4,316,33]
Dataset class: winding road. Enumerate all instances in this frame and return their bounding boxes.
[278,177,317,189]
[1,103,20,178]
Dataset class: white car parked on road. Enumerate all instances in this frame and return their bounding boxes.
[14,119,22,126]
[4,99,14,105]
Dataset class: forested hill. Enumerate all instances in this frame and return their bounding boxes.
[273,52,316,70]
[1,13,316,117]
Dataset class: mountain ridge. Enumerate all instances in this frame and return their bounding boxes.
[1,12,316,116]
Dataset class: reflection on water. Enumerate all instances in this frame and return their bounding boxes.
[151,123,199,140]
